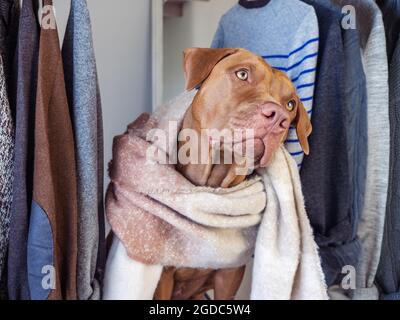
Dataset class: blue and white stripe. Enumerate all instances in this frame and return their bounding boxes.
[263,37,319,166]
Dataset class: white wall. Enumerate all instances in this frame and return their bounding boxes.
[54,0,152,188]
[163,0,237,102]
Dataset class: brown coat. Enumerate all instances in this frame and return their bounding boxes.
[31,0,78,300]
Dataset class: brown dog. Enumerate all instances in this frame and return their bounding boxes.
[154,48,312,300]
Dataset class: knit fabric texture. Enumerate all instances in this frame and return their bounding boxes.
[62,0,105,300]
[0,0,19,116]
[0,54,14,298]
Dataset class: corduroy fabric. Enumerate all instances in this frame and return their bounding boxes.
[7,0,39,300]
[28,0,78,300]
[62,0,105,300]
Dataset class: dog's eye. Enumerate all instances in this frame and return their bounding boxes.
[235,69,249,81]
[287,99,296,111]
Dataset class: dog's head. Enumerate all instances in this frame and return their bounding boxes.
[183,48,312,168]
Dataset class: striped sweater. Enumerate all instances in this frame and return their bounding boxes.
[211,0,319,167]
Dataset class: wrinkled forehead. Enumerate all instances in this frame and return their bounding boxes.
[271,69,297,97]
[212,49,273,74]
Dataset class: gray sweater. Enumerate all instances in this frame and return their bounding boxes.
[333,0,390,300]
[62,0,105,300]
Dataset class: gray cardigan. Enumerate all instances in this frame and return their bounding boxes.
[333,0,390,300]
[62,0,105,300]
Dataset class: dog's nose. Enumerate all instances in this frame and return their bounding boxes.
[260,103,290,133]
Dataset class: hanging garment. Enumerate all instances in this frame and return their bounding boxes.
[62,0,105,300]
[103,92,328,300]
[27,0,78,300]
[376,0,400,61]
[299,0,367,286]
[238,0,271,8]
[0,0,20,114]
[332,0,390,300]
[0,54,14,299]
[375,12,400,301]
[7,0,40,301]
[211,0,319,167]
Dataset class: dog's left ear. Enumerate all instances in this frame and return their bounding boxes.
[183,48,238,90]
[293,101,312,155]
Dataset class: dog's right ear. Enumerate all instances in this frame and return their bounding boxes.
[183,48,238,90]
[293,101,312,155]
